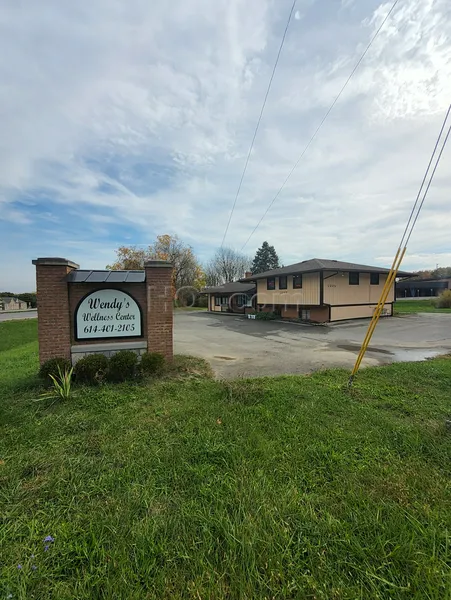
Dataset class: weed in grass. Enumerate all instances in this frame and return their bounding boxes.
[38,365,74,403]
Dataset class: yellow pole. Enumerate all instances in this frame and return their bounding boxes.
[351,248,401,368]
[352,248,406,375]
[349,246,407,385]
[354,254,402,370]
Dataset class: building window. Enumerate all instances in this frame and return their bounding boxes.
[221,297,229,305]
[236,294,248,307]
[237,295,254,308]
[370,273,379,285]
[300,309,310,321]
[215,296,220,306]
[279,276,287,289]
[267,277,276,290]
[293,275,303,289]
[349,272,360,285]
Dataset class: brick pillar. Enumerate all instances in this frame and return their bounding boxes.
[32,257,79,364]
[144,260,173,360]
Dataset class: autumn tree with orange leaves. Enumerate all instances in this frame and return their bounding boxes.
[107,235,205,297]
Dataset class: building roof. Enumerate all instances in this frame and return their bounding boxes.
[66,270,145,283]
[1,297,20,304]
[240,258,413,281]
[396,278,450,290]
[397,277,451,284]
[203,282,256,294]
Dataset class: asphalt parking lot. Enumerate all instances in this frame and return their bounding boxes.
[0,310,37,322]
[174,311,451,379]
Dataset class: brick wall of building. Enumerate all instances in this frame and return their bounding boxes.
[309,306,329,322]
[281,305,298,319]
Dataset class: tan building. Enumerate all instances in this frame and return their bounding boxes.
[240,258,412,323]
[0,296,28,311]
[204,282,256,314]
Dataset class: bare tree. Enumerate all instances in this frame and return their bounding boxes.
[205,247,252,285]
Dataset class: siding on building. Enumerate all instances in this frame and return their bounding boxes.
[323,272,394,305]
[208,293,255,313]
[209,295,223,311]
[330,304,392,321]
[257,272,320,306]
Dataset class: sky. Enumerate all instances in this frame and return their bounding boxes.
[1,0,450,292]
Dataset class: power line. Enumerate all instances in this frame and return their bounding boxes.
[240,0,401,250]
[349,102,450,385]
[220,0,298,248]
[405,117,450,245]
[399,104,451,247]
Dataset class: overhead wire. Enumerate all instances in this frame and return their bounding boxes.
[399,103,451,247]
[349,103,451,385]
[405,123,450,245]
[240,0,401,251]
[220,0,298,248]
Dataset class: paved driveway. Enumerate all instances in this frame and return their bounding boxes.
[174,311,451,378]
[0,310,37,322]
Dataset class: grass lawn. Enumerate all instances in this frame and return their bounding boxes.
[394,299,451,314]
[1,321,451,599]
[175,306,207,311]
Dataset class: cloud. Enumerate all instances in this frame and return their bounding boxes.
[0,0,450,291]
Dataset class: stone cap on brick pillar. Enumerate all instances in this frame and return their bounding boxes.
[32,257,80,269]
[144,260,173,268]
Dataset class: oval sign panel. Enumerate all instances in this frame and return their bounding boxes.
[75,289,142,340]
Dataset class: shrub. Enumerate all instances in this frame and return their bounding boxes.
[255,311,278,320]
[140,352,165,376]
[195,294,208,308]
[39,357,72,381]
[107,350,138,382]
[74,353,109,385]
[434,290,451,308]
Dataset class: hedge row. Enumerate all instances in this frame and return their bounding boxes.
[38,351,165,385]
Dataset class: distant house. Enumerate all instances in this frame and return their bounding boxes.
[240,258,412,322]
[0,296,28,311]
[204,281,257,314]
[396,278,451,298]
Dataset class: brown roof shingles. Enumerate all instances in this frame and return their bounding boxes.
[203,282,256,294]
[240,258,413,280]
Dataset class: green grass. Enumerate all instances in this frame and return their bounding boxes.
[395,299,451,314]
[174,305,207,311]
[1,320,451,599]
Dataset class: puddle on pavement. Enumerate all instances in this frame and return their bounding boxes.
[214,356,236,361]
[337,344,393,355]
[391,348,446,362]
[337,344,447,363]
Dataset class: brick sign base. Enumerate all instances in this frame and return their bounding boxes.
[32,258,173,365]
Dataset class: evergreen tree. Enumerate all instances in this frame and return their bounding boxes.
[251,241,280,274]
